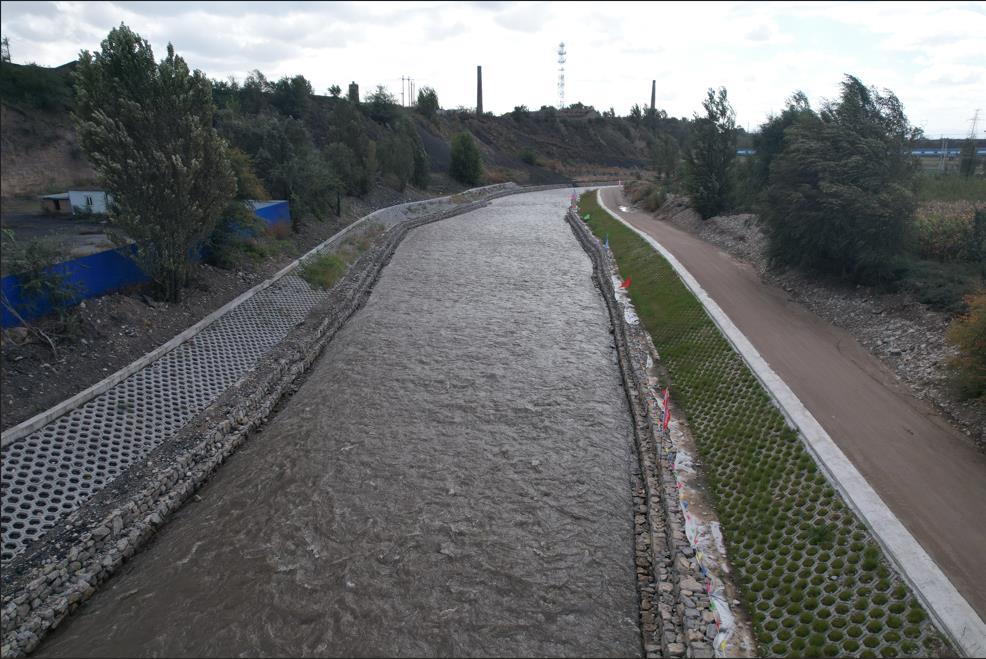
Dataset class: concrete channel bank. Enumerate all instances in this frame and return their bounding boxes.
[1,183,577,656]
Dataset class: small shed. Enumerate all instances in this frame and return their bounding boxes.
[68,190,110,215]
[40,189,111,216]
[40,193,72,215]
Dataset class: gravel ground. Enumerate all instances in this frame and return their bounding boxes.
[654,194,984,450]
[1,183,434,432]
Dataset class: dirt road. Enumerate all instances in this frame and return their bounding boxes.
[599,187,986,619]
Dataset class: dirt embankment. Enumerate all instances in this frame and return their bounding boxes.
[0,183,433,432]
[653,195,985,449]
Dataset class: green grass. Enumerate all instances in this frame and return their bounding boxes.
[298,253,348,290]
[577,190,950,658]
[297,224,385,290]
[916,174,986,202]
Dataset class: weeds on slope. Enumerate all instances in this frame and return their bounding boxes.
[578,191,951,658]
[298,224,385,290]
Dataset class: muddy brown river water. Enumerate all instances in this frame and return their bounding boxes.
[36,191,642,658]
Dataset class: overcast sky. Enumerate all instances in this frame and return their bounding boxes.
[2,1,984,137]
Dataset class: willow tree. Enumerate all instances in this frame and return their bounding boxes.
[74,24,235,301]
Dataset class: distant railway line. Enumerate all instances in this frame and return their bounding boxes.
[736,147,986,156]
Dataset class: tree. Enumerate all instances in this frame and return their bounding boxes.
[684,87,737,218]
[241,69,270,114]
[270,74,313,118]
[449,132,482,185]
[761,75,919,283]
[416,86,439,120]
[751,91,814,194]
[364,84,399,124]
[511,105,530,121]
[629,104,643,125]
[328,84,341,98]
[74,24,235,302]
[650,133,679,180]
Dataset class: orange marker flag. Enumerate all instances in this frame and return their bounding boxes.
[621,276,631,289]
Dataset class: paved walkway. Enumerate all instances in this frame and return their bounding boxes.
[599,187,986,620]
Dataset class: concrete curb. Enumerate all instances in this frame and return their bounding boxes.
[595,188,986,658]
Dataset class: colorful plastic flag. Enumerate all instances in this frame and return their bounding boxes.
[662,389,672,432]
[603,233,609,249]
[621,276,631,289]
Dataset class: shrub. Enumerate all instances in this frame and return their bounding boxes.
[0,231,81,332]
[519,148,538,166]
[946,292,986,399]
[416,86,439,121]
[298,253,347,289]
[449,132,482,185]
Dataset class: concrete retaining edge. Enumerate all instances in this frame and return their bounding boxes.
[595,188,986,658]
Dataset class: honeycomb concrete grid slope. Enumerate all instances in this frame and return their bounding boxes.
[595,188,986,658]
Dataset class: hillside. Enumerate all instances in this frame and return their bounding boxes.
[0,61,658,201]
[0,62,97,197]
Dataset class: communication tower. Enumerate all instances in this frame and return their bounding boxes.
[557,42,566,109]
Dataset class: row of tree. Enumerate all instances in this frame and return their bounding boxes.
[677,75,981,285]
[71,24,487,303]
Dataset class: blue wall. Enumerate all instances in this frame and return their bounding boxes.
[1,245,148,327]
[2,201,291,327]
[251,201,291,230]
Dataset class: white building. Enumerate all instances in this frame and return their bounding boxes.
[40,189,111,216]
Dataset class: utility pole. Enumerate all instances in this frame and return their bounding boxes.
[401,75,405,106]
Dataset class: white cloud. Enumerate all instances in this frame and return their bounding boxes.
[0,0,982,135]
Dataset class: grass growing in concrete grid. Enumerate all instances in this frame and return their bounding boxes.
[298,224,385,290]
[578,192,951,658]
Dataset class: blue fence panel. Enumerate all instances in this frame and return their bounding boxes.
[2,201,292,327]
[251,201,291,230]
[2,245,149,328]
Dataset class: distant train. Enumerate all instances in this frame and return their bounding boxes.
[736,147,986,156]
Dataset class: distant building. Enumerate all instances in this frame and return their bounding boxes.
[40,189,111,216]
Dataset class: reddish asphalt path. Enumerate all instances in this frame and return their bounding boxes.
[600,187,986,619]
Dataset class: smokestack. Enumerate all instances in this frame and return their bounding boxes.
[477,65,483,115]
[650,80,656,112]
[348,81,359,104]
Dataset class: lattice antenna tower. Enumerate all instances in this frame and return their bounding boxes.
[557,42,566,109]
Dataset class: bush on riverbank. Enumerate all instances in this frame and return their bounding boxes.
[947,292,986,400]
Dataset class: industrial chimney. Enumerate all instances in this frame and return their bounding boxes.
[477,66,483,115]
